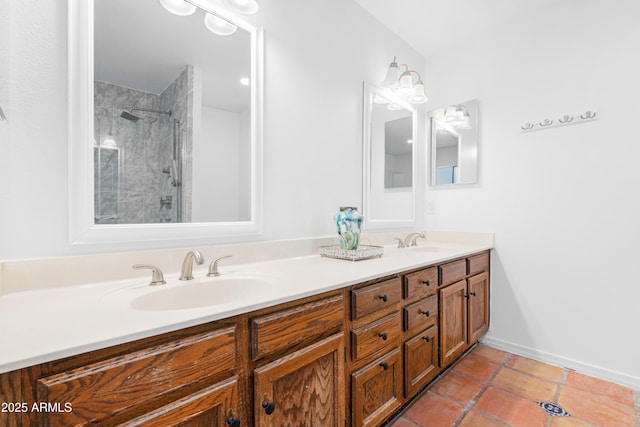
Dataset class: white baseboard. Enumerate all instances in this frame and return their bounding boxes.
[481,336,640,391]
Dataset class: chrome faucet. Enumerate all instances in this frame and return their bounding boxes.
[404,232,425,247]
[179,249,204,280]
[207,255,232,277]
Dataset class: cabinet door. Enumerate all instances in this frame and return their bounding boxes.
[468,272,490,344]
[439,280,468,366]
[120,376,240,427]
[352,349,402,427]
[404,325,439,397]
[254,333,345,427]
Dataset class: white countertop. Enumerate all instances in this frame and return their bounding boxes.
[0,233,492,374]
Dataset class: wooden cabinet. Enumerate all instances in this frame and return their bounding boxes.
[0,251,490,427]
[351,349,403,427]
[468,271,490,344]
[120,376,240,427]
[439,254,491,367]
[33,325,237,426]
[404,326,439,397]
[254,333,345,427]
[440,280,468,367]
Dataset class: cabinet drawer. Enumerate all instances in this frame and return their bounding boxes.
[251,294,344,361]
[351,312,401,361]
[352,348,403,427]
[403,266,438,300]
[36,326,236,426]
[352,277,401,320]
[403,295,437,336]
[439,259,466,286]
[467,252,489,276]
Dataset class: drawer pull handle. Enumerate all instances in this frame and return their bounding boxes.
[422,310,430,317]
[423,336,431,343]
[227,417,241,427]
[379,294,388,302]
[262,401,275,415]
[379,362,389,370]
[378,332,388,341]
[422,280,431,286]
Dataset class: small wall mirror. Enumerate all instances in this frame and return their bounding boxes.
[429,100,479,186]
[362,83,417,230]
[68,0,263,246]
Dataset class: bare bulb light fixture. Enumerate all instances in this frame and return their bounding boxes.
[380,56,428,105]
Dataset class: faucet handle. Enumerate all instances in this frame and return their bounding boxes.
[394,238,405,248]
[133,264,166,286]
[207,255,233,277]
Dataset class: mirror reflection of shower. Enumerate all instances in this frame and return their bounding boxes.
[93,65,193,224]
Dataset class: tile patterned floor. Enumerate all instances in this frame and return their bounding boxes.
[390,345,640,427]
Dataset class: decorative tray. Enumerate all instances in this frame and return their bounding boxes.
[319,245,384,261]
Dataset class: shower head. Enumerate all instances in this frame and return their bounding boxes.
[120,111,140,122]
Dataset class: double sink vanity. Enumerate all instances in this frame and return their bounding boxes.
[0,231,492,426]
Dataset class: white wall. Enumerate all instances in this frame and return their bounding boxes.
[193,105,247,222]
[425,0,640,388]
[0,0,423,259]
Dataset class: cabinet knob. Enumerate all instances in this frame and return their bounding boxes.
[470,292,477,297]
[423,336,431,343]
[422,280,431,286]
[262,401,275,415]
[227,417,241,427]
[379,362,389,370]
[422,310,430,317]
[378,294,388,302]
[378,332,388,341]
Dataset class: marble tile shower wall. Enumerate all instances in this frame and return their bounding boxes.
[158,65,193,223]
[93,66,193,224]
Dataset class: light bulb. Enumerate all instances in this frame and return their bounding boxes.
[204,13,238,36]
[224,0,259,14]
[381,59,400,89]
[240,77,250,86]
[395,72,414,96]
[157,0,196,16]
[409,81,428,104]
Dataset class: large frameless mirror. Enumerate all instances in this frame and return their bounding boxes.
[362,82,417,230]
[68,0,263,246]
[429,100,479,186]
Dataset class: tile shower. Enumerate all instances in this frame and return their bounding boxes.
[93,66,194,224]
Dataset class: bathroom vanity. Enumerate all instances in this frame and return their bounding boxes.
[0,235,490,427]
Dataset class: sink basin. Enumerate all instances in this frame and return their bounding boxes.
[406,245,442,253]
[130,276,276,311]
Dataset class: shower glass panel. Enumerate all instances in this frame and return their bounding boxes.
[94,145,120,224]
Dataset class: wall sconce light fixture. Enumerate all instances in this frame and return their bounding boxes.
[444,104,471,129]
[380,57,428,104]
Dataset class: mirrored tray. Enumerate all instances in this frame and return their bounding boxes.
[319,245,384,261]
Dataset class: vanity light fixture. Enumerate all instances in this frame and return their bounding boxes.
[157,0,239,36]
[204,13,237,36]
[158,0,196,15]
[224,0,259,15]
[380,56,428,104]
[444,104,471,129]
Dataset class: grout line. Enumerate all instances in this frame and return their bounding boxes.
[448,349,512,426]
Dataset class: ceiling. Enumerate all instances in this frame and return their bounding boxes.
[352,0,564,58]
